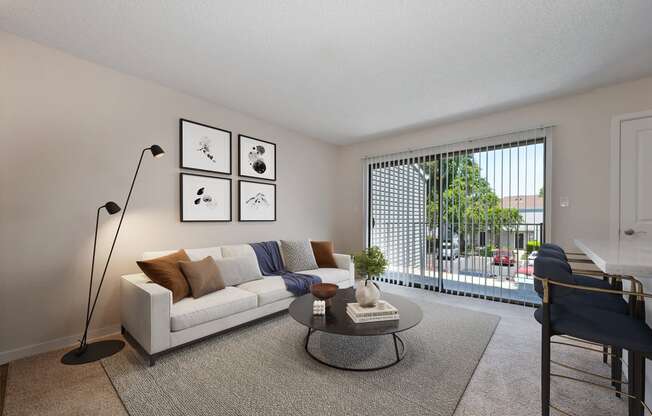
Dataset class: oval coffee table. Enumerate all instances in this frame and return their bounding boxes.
[288,287,422,371]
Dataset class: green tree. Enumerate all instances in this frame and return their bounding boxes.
[425,155,523,247]
[538,187,544,197]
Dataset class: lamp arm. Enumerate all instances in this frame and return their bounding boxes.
[85,147,148,330]
[78,206,103,351]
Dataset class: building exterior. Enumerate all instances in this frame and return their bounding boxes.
[498,195,544,249]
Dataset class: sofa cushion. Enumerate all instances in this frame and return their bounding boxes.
[185,246,222,262]
[220,244,256,258]
[237,277,294,306]
[280,240,318,272]
[298,268,350,285]
[136,250,191,303]
[170,286,257,331]
[214,256,263,287]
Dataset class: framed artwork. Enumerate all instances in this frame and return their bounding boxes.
[239,180,276,222]
[238,134,276,181]
[180,118,232,174]
[180,173,232,222]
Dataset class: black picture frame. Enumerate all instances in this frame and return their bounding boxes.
[238,180,277,222]
[180,173,232,222]
[180,118,232,175]
[238,134,277,181]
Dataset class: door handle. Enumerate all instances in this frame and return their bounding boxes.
[624,229,647,236]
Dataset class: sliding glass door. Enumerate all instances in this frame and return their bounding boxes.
[368,155,435,289]
[365,129,548,305]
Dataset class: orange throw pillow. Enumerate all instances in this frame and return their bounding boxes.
[310,241,338,268]
[137,250,191,303]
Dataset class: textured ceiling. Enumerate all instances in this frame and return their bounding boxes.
[2,1,652,144]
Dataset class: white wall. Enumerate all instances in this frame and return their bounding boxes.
[4,28,652,364]
[0,32,338,362]
[333,76,652,253]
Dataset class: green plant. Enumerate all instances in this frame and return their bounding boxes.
[353,246,388,279]
[526,240,541,254]
[481,243,495,257]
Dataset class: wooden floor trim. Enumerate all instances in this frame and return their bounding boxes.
[0,363,8,416]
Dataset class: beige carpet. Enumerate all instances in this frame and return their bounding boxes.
[2,342,127,416]
[1,364,7,416]
[2,285,631,415]
[102,301,499,416]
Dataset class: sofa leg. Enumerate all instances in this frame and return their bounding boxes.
[148,356,156,367]
[120,326,125,335]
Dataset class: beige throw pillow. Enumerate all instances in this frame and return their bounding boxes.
[178,256,225,298]
[214,256,263,287]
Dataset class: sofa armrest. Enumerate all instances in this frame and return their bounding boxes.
[333,253,355,286]
[120,273,171,355]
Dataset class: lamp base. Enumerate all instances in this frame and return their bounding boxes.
[61,340,125,365]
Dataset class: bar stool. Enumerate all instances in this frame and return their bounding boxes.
[537,246,630,394]
[534,256,652,416]
[539,246,616,289]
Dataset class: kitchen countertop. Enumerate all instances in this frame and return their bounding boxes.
[574,238,652,277]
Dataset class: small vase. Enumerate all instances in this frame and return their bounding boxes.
[355,279,380,307]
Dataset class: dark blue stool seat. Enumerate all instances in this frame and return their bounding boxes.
[534,303,652,353]
[561,291,629,315]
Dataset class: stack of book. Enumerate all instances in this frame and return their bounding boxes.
[346,300,399,323]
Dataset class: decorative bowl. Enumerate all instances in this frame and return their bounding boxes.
[310,283,338,301]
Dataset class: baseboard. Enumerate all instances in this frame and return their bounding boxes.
[0,325,121,365]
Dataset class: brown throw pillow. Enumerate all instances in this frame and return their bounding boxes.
[310,241,338,268]
[137,249,191,303]
[178,256,225,298]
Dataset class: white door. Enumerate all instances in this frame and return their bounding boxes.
[620,116,652,241]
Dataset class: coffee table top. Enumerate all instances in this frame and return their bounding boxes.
[288,287,422,336]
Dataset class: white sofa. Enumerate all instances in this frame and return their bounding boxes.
[120,243,354,365]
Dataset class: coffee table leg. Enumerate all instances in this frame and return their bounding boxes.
[303,330,407,371]
[304,328,313,350]
[393,333,400,361]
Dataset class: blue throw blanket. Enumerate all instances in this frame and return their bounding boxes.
[250,241,321,296]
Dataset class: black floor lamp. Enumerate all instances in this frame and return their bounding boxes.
[62,144,165,365]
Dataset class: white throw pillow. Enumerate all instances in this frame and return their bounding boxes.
[280,240,318,272]
[214,256,263,287]
[185,246,222,262]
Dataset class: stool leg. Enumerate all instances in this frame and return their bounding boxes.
[629,351,644,416]
[542,327,551,415]
[612,346,622,398]
[636,352,645,416]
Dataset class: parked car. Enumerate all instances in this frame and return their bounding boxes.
[438,242,460,259]
[517,265,534,276]
[528,250,538,266]
[493,249,515,266]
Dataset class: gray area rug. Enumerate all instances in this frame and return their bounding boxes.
[102,300,499,416]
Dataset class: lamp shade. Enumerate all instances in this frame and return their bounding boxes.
[150,144,165,158]
[104,201,121,215]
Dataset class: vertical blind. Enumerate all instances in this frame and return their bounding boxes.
[363,127,550,305]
